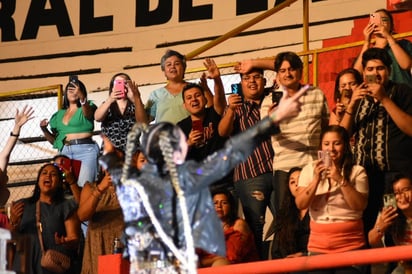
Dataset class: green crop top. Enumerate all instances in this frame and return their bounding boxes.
[49,102,96,151]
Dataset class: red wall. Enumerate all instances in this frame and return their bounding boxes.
[317,6,412,110]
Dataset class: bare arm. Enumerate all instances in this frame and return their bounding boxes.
[353,23,374,73]
[203,58,227,115]
[77,172,112,221]
[217,95,242,137]
[368,207,398,247]
[126,80,149,124]
[339,84,369,136]
[55,211,81,250]
[329,164,368,211]
[0,106,34,173]
[94,96,115,122]
[234,58,275,73]
[376,26,412,70]
[295,162,323,210]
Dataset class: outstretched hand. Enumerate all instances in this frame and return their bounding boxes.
[15,105,34,127]
[271,85,310,123]
[233,60,254,74]
[203,58,220,79]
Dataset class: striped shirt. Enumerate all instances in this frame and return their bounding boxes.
[231,100,274,181]
[261,87,329,172]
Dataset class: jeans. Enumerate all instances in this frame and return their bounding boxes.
[61,142,100,187]
[272,170,289,214]
[234,172,274,260]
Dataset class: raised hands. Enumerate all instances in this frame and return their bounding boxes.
[15,105,34,128]
[203,58,220,79]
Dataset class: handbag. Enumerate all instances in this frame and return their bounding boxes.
[36,201,71,273]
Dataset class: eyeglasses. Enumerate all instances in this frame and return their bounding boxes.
[241,74,263,82]
[394,187,411,197]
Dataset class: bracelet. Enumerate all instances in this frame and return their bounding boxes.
[80,98,87,105]
[10,132,19,137]
[345,110,352,116]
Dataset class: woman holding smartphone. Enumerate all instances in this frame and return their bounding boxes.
[40,78,99,188]
[353,9,412,87]
[368,174,412,274]
[329,68,363,125]
[295,125,369,274]
[95,72,141,152]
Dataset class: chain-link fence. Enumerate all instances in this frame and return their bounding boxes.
[0,66,277,208]
[0,86,63,205]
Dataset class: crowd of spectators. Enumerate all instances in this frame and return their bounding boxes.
[1,7,412,274]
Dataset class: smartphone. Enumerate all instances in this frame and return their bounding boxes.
[383,193,397,208]
[114,79,126,98]
[370,13,382,26]
[365,74,377,84]
[231,83,243,97]
[272,91,283,104]
[59,158,82,179]
[69,75,78,87]
[60,158,72,172]
[192,120,203,132]
[340,89,352,105]
[318,150,331,168]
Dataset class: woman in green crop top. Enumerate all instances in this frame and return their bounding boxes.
[40,78,99,187]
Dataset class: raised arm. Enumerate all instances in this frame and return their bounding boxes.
[353,23,374,74]
[234,58,275,73]
[94,92,116,122]
[375,25,412,70]
[77,171,112,221]
[218,95,241,137]
[126,80,149,124]
[0,106,34,173]
[203,58,227,115]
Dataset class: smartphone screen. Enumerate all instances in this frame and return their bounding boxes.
[192,120,203,132]
[365,75,377,84]
[318,150,331,168]
[114,80,126,98]
[272,91,283,104]
[69,75,78,87]
[60,158,72,172]
[369,13,381,26]
[383,193,397,208]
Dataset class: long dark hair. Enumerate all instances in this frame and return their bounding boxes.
[271,167,303,258]
[211,189,238,227]
[63,80,88,109]
[320,125,354,182]
[29,163,65,203]
[108,73,132,95]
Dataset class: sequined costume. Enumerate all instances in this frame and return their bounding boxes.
[99,117,279,273]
